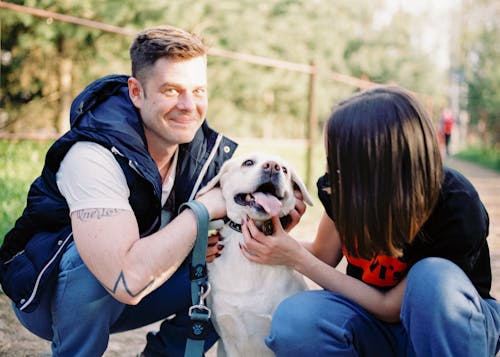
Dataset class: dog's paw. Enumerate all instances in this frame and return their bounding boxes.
[209,219,225,232]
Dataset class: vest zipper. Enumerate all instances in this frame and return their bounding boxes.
[20,232,73,311]
[112,146,161,236]
[188,134,224,201]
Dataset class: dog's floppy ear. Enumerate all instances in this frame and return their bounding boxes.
[196,171,223,198]
[196,158,233,197]
[290,169,314,206]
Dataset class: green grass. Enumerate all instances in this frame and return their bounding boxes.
[0,140,53,241]
[455,145,500,172]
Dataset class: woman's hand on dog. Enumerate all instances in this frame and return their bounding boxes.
[240,215,304,268]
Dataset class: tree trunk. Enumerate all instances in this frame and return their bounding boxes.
[57,57,72,134]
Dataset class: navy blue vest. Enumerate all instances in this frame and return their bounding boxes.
[0,75,237,311]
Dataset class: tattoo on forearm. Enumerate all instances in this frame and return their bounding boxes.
[103,271,155,298]
[76,208,122,222]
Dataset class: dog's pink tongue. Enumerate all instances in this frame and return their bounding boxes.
[253,192,282,216]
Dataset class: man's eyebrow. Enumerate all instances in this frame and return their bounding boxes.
[159,82,206,90]
[159,82,181,90]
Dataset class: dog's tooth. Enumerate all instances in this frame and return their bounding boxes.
[245,193,252,202]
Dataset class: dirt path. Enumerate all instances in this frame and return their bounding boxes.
[1,157,499,356]
[445,157,500,301]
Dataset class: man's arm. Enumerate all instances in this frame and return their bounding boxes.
[71,189,223,305]
[58,142,225,305]
[71,207,194,304]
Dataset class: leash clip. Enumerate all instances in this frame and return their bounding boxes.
[188,282,212,318]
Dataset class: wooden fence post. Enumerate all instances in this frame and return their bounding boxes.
[305,60,318,189]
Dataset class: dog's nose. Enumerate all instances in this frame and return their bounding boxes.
[262,160,281,174]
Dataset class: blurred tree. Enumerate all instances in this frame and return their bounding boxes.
[0,0,165,133]
[1,0,451,139]
[460,0,499,146]
[188,0,447,138]
[342,10,443,93]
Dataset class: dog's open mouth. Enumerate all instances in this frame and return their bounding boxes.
[234,182,283,216]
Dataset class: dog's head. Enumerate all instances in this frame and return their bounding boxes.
[198,152,313,224]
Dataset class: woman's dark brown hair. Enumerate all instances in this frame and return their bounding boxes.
[326,86,443,259]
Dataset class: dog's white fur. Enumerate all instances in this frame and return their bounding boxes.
[197,152,313,357]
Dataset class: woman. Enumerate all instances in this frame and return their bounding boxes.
[240,86,500,356]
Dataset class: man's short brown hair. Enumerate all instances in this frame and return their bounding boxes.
[129,25,208,83]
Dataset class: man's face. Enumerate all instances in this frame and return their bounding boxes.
[129,56,208,151]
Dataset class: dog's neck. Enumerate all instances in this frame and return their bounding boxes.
[224,217,276,235]
[224,217,243,233]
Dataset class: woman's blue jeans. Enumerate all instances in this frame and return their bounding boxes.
[266,257,500,356]
[13,242,218,357]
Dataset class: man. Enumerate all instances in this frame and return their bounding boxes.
[0,26,305,356]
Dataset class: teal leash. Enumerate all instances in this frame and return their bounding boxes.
[179,201,211,357]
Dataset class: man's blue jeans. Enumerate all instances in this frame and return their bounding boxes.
[266,257,500,356]
[13,242,218,356]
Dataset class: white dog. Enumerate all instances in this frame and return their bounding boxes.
[197,152,313,357]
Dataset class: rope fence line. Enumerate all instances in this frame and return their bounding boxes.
[0,132,60,140]
[0,1,379,89]
[0,1,434,185]
[0,1,137,36]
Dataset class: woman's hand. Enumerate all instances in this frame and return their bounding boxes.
[242,212,405,323]
[240,215,303,268]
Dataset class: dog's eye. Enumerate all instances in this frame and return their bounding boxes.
[282,166,288,174]
[242,159,254,167]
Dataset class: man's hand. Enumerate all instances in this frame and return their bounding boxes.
[196,187,227,220]
[206,232,224,263]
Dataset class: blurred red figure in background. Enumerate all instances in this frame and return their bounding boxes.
[440,108,455,156]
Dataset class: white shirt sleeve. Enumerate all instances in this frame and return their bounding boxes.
[56,141,133,214]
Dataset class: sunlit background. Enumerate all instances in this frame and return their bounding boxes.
[1,0,498,150]
[0,2,499,355]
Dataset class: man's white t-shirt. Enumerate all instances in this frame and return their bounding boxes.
[56,142,177,225]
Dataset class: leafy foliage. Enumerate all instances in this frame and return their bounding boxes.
[461,0,500,146]
[1,0,496,142]
[456,145,500,172]
[0,0,164,131]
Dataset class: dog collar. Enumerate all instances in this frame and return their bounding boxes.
[223,217,274,235]
[224,217,242,233]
